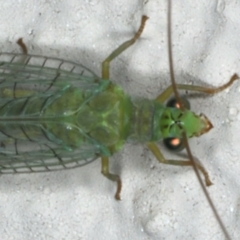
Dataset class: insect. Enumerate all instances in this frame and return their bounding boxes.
[1,17,236,196]
[0,1,238,239]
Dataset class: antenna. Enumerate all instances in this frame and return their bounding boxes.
[167,0,231,239]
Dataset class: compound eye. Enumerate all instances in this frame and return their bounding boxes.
[163,137,185,152]
[166,96,190,110]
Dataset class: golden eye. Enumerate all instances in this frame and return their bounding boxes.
[163,137,185,152]
[166,97,190,110]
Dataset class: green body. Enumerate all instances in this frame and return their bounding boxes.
[0,53,208,173]
[66,80,205,156]
[0,79,204,157]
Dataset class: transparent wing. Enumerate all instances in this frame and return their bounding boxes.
[0,53,106,174]
[0,142,101,174]
[0,52,102,94]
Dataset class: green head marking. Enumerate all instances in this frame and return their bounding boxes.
[160,108,213,139]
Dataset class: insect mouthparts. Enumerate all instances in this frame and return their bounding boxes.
[198,113,213,136]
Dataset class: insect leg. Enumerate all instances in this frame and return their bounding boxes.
[16,38,29,63]
[147,142,212,186]
[17,38,28,54]
[101,156,122,200]
[150,74,239,185]
[0,39,31,99]
[149,74,239,187]
[100,16,148,200]
[155,74,239,103]
[101,15,148,79]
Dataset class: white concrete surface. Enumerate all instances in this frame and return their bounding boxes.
[0,0,240,239]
